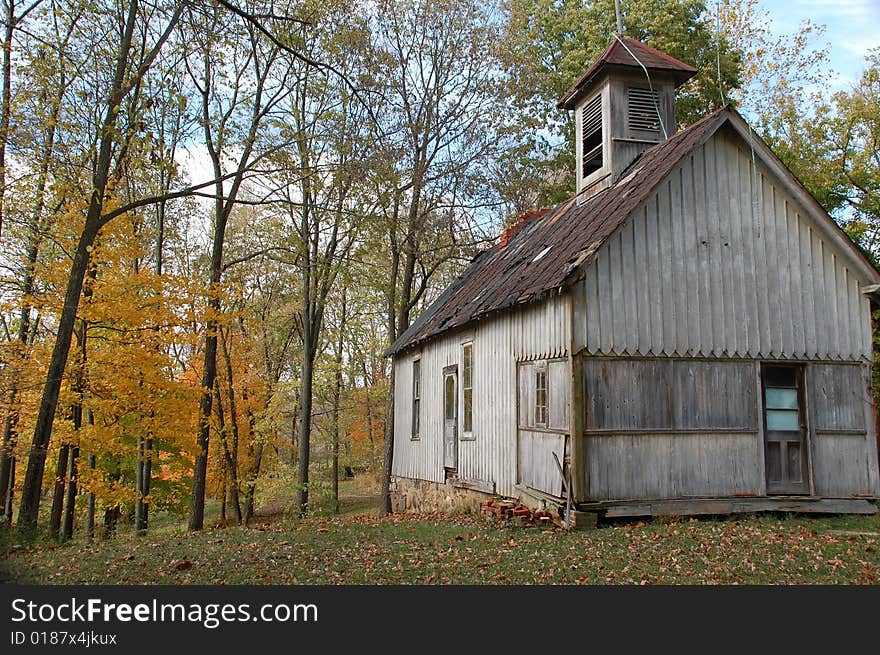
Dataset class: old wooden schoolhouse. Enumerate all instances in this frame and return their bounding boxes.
[386,37,880,520]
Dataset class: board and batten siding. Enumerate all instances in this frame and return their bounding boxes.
[808,363,880,497]
[582,358,764,500]
[581,358,880,501]
[572,127,874,362]
[516,359,570,497]
[392,293,570,498]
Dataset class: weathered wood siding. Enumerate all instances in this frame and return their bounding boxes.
[516,359,570,497]
[581,358,880,501]
[607,74,676,181]
[392,293,570,498]
[517,431,566,497]
[517,359,571,432]
[582,358,763,500]
[583,359,757,431]
[573,127,874,362]
[809,363,880,497]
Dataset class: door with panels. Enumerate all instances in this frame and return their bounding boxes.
[762,365,810,495]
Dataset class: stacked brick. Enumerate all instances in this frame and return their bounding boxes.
[479,498,556,528]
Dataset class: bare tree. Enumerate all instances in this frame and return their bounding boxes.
[372,0,503,513]
[257,4,372,516]
[183,2,297,531]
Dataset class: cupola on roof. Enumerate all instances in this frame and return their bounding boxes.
[557,36,697,110]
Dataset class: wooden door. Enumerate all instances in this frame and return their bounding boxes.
[443,366,458,472]
[762,365,810,495]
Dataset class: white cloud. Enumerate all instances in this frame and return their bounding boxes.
[796,0,879,19]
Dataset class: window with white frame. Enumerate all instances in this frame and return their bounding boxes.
[411,358,421,439]
[462,342,473,435]
[534,363,548,427]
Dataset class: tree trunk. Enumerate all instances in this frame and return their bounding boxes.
[219,455,227,524]
[102,457,121,540]
[136,155,168,536]
[62,446,78,541]
[0,396,17,522]
[219,330,243,522]
[187,8,276,530]
[379,211,401,516]
[102,505,119,540]
[17,0,144,529]
[135,434,144,529]
[331,292,347,514]
[213,383,242,523]
[8,217,89,530]
[49,443,69,538]
[380,367,395,515]
[61,317,87,542]
[379,256,420,513]
[289,399,298,467]
[361,360,375,470]
[0,0,15,241]
[242,442,263,526]
[295,337,315,517]
[332,382,341,515]
[189,301,219,531]
[0,391,18,522]
[85,453,95,543]
[241,382,263,526]
[139,437,153,532]
[4,456,14,522]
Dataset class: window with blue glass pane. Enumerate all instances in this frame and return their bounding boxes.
[766,409,799,430]
[765,387,799,431]
[765,387,797,409]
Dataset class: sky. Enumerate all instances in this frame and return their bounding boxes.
[180,1,880,193]
[759,0,879,90]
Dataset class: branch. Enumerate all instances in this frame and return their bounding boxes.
[98,169,243,226]
[0,312,10,342]
[16,0,45,23]
[212,0,379,127]
[222,246,299,272]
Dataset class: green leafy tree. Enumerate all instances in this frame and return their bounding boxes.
[498,0,742,207]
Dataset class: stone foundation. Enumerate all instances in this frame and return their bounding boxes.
[390,476,600,529]
[390,476,490,514]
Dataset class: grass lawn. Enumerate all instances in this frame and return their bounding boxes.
[2,508,879,585]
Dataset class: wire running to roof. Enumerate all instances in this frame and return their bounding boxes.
[612,33,668,139]
[715,0,727,105]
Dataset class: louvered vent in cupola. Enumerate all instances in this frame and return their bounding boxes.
[581,94,603,177]
[565,37,694,198]
[627,87,661,133]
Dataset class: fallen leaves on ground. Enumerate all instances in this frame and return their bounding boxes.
[3,511,879,585]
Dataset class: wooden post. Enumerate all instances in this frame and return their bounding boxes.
[866,361,880,495]
[568,295,586,502]
[613,0,624,35]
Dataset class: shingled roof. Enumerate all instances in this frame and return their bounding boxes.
[387,107,730,357]
[557,36,697,110]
